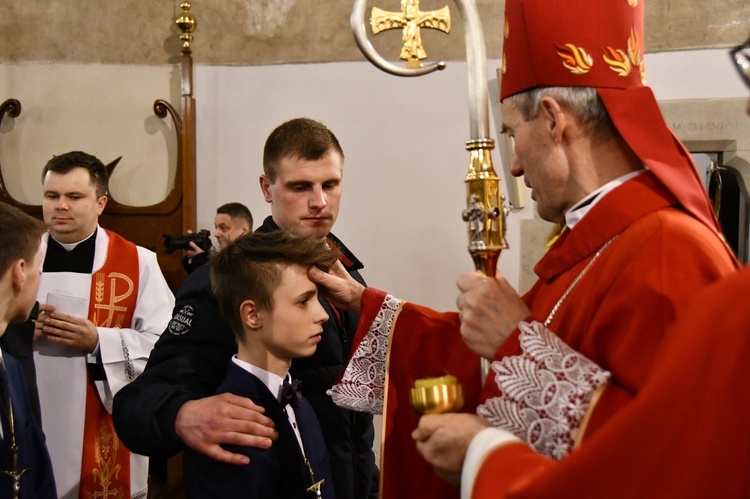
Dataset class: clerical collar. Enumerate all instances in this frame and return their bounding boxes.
[44,228,98,274]
[565,169,646,229]
[231,356,289,403]
[51,229,97,251]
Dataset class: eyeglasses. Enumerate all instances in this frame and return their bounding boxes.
[730,39,750,90]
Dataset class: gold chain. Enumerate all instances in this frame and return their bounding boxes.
[544,235,620,327]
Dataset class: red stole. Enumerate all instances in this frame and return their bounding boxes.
[79,230,139,498]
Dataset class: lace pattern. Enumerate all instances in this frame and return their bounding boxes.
[477,321,610,459]
[119,328,135,382]
[327,294,403,414]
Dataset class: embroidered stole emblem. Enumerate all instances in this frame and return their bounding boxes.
[79,231,139,498]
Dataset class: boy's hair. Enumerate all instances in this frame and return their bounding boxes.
[0,203,46,275]
[216,202,253,228]
[42,151,109,197]
[262,118,344,183]
[211,230,340,334]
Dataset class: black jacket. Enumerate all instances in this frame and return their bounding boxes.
[183,361,336,499]
[1,302,41,424]
[113,217,378,499]
[181,251,208,275]
[0,349,57,498]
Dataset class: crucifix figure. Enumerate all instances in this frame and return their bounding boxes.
[371,0,451,68]
[305,458,325,498]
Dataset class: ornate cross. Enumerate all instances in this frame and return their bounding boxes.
[371,0,451,68]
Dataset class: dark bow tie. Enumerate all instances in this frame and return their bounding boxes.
[279,379,302,409]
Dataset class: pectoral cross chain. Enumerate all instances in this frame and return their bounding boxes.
[2,405,27,499]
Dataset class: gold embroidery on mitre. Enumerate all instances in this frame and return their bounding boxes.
[557,44,593,75]
[502,52,507,74]
[602,47,632,77]
[504,19,509,39]
[627,0,638,7]
[627,26,646,83]
[91,421,125,498]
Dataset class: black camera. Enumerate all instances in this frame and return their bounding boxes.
[163,229,213,254]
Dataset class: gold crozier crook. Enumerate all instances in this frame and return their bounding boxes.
[371,0,451,68]
[352,0,509,380]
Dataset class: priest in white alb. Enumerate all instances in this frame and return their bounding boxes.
[33,151,174,499]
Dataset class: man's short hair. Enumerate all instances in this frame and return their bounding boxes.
[0,203,46,275]
[508,87,616,141]
[42,151,108,198]
[263,118,344,183]
[211,230,340,335]
[216,202,253,228]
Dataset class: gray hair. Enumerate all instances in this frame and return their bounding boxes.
[507,87,616,140]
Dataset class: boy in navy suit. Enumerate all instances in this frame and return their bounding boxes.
[0,203,56,498]
[184,230,338,498]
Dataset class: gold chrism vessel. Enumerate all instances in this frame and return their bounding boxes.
[409,375,464,415]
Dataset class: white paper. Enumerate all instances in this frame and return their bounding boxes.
[45,292,88,318]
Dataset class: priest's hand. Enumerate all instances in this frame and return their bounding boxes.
[41,311,99,353]
[176,394,278,465]
[308,261,365,313]
[413,413,491,485]
[456,270,531,359]
[34,303,55,341]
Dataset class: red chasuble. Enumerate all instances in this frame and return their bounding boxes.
[359,172,738,499]
[79,230,139,498]
[471,268,750,498]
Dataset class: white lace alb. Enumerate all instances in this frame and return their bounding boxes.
[477,321,610,459]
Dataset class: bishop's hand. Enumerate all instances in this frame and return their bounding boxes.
[412,413,491,485]
[308,261,365,314]
[456,270,531,360]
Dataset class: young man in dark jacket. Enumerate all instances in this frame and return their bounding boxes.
[112,118,379,499]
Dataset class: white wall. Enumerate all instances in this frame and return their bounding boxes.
[194,48,748,311]
[0,49,747,311]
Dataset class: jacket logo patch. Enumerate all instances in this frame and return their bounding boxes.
[168,305,195,335]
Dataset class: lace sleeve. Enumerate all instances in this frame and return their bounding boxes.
[477,320,610,459]
[327,294,403,414]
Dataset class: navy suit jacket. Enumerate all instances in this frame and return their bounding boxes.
[183,361,336,499]
[0,349,56,498]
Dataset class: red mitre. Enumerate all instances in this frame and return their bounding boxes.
[500,0,721,234]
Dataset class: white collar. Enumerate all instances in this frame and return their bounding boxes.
[49,228,97,251]
[565,169,645,229]
[231,355,289,402]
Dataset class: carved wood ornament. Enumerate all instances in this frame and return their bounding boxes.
[0,1,199,293]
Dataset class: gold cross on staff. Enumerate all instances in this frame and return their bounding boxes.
[371,0,451,68]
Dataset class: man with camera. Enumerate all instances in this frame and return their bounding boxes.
[175,202,253,274]
[113,118,379,499]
